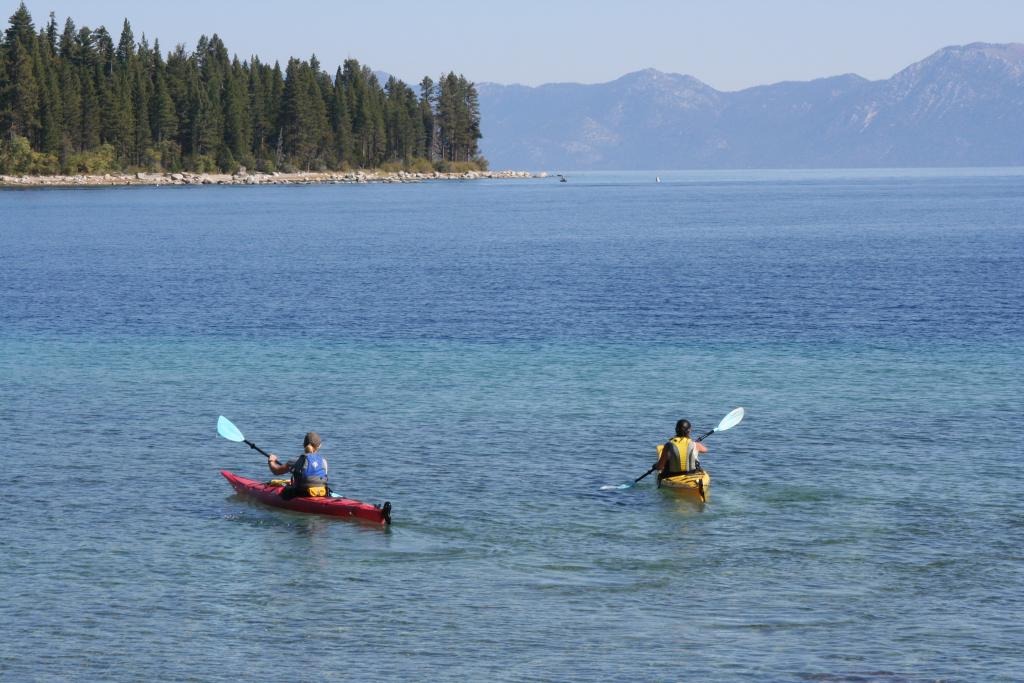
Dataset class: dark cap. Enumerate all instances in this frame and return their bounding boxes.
[675,419,691,437]
[303,431,322,449]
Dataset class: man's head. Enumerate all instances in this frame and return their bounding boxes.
[675,419,691,437]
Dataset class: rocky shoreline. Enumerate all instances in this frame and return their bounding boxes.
[0,169,539,188]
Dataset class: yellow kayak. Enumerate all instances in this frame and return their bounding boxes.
[654,443,710,501]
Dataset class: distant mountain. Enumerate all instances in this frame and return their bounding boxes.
[477,43,1024,169]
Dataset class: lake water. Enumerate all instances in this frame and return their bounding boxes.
[1,170,1022,681]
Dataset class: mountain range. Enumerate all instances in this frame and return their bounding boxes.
[476,43,1024,170]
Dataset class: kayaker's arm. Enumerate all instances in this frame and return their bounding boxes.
[696,442,708,454]
[267,454,291,475]
[653,447,668,473]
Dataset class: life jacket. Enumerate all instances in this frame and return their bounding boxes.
[291,451,328,488]
[662,436,698,476]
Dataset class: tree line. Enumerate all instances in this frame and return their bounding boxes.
[0,3,485,175]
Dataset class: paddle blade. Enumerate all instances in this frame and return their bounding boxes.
[600,483,633,491]
[217,416,245,442]
[715,407,745,432]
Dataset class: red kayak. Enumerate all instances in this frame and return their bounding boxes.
[221,471,391,525]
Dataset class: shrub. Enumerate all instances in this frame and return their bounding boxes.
[216,146,239,174]
[237,153,256,173]
[406,157,434,174]
[65,143,117,174]
[435,159,488,174]
[0,135,60,175]
[187,153,218,173]
[159,141,183,172]
[141,146,163,172]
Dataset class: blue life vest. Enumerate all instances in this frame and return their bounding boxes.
[293,452,328,487]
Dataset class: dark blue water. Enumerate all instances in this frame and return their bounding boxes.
[2,170,1022,681]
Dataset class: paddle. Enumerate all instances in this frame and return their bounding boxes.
[217,415,274,459]
[602,407,745,491]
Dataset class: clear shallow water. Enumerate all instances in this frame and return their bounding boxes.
[1,171,1022,681]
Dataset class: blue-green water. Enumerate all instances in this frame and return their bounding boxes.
[1,170,1022,681]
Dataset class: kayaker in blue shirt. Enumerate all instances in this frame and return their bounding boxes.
[654,419,708,478]
[268,431,329,500]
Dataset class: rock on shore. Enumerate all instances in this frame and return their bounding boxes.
[0,169,536,188]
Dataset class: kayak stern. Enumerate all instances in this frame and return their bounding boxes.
[657,469,711,502]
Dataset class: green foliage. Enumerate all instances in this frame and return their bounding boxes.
[140,145,162,171]
[186,152,217,173]
[434,159,487,174]
[64,142,115,173]
[0,6,488,175]
[0,133,31,172]
[434,73,483,163]
[156,139,181,171]
[215,144,237,173]
[254,156,275,173]
[406,157,434,173]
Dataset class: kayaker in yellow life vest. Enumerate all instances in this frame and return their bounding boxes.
[267,431,329,500]
[654,419,708,479]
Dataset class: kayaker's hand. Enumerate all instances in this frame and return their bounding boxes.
[268,454,279,465]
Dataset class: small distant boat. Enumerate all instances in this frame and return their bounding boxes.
[557,174,567,183]
[656,176,661,183]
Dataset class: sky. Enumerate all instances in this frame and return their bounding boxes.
[15,0,1024,90]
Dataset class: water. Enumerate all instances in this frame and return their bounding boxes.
[1,170,1022,681]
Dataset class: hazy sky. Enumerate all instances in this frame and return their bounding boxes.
[17,0,1024,90]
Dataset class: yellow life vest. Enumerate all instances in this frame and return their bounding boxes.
[664,436,697,474]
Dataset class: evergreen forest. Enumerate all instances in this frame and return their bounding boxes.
[0,3,485,175]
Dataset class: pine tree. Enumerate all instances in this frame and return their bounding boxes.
[93,26,114,76]
[331,67,352,165]
[59,60,80,152]
[223,56,250,165]
[6,39,40,141]
[419,76,435,160]
[246,57,268,159]
[35,36,61,152]
[268,61,285,164]
[281,57,319,168]
[115,19,134,65]
[149,41,177,144]
[44,11,57,56]
[131,58,151,165]
[114,68,135,163]
[163,43,192,151]
[79,65,100,150]
[4,3,35,51]
[58,17,74,60]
